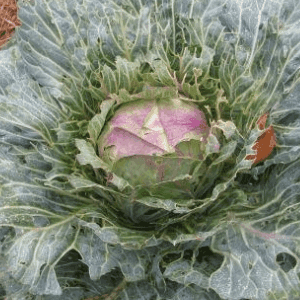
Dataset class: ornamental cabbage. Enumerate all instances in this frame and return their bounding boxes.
[0,0,300,300]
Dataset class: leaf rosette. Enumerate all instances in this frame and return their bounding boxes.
[1,0,300,299]
[74,53,246,227]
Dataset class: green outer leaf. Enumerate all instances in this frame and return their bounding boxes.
[112,155,197,187]
[75,139,110,171]
[102,65,118,94]
[75,139,131,192]
[115,57,141,92]
[88,99,115,144]
[6,221,78,295]
[136,196,192,213]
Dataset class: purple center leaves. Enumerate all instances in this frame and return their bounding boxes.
[98,98,210,161]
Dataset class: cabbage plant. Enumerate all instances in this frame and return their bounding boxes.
[0,0,300,299]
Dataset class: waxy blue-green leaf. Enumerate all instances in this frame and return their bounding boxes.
[1,0,300,299]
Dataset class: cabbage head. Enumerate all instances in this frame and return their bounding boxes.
[0,0,300,299]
